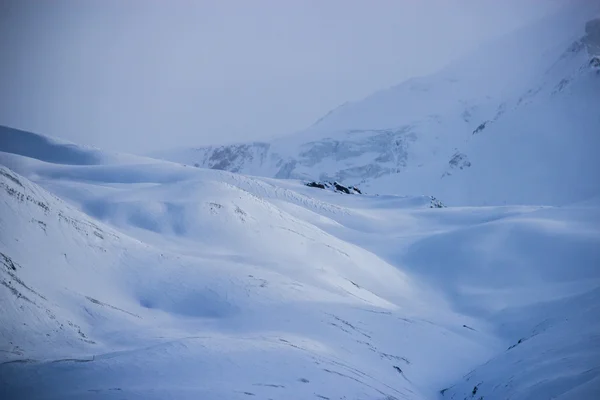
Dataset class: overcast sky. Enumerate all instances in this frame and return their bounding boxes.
[0,0,565,153]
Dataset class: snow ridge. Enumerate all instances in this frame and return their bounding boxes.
[152,3,600,206]
[2,2,600,399]
[1,129,600,399]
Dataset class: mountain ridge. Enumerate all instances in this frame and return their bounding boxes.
[151,4,600,206]
[2,3,600,399]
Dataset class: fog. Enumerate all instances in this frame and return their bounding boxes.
[0,0,565,153]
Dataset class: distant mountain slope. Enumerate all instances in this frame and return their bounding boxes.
[0,125,104,165]
[0,125,156,167]
[152,3,600,206]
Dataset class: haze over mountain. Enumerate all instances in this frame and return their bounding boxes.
[153,2,600,207]
[1,2,600,400]
[1,1,570,153]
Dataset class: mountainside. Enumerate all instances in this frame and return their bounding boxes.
[2,3,600,399]
[1,129,600,399]
[152,4,600,206]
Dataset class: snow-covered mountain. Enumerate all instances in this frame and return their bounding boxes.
[153,3,600,206]
[1,128,600,399]
[2,3,600,399]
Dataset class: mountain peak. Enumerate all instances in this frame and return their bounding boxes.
[151,6,600,206]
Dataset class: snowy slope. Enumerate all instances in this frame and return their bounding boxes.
[152,3,600,206]
[2,131,600,399]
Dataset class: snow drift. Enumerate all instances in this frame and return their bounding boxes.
[1,129,599,399]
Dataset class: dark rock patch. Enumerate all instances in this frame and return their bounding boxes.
[306,181,326,189]
[430,196,446,208]
[305,180,363,195]
[333,182,351,194]
[472,121,488,134]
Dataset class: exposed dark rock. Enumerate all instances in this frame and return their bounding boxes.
[507,338,525,350]
[472,121,488,134]
[0,169,24,187]
[1,183,50,212]
[306,181,326,189]
[554,78,570,93]
[305,181,363,195]
[333,182,351,194]
[449,152,471,170]
[430,196,446,208]
[1,252,18,271]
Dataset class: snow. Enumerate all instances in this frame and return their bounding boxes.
[2,2,600,399]
[1,128,600,399]
[151,2,600,207]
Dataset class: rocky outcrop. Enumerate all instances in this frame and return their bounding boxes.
[305,181,363,195]
[441,152,471,178]
[188,142,271,173]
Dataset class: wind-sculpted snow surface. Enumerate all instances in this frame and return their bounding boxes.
[1,132,600,399]
[152,3,600,206]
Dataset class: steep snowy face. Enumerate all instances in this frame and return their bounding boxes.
[176,142,272,172]
[153,4,600,206]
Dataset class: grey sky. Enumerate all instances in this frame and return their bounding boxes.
[0,0,565,153]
